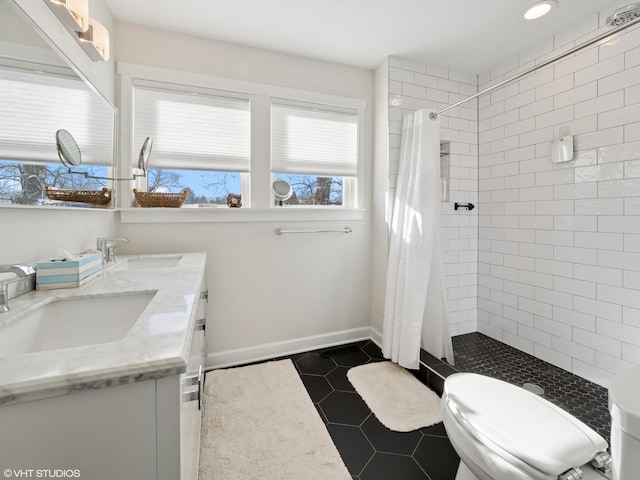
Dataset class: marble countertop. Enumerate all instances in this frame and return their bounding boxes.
[0,252,207,406]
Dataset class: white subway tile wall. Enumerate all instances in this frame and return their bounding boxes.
[477,13,640,387]
[387,55,479,337]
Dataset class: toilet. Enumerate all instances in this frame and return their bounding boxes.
[441,372,631,480]
[608,367,640,480]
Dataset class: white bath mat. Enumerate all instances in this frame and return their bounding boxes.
[347,361,442,432]
[199,359,351,480]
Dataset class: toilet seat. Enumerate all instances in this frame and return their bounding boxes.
[443,373,608,479]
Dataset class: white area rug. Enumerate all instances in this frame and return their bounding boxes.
[347,361,442,432]
[199,359,351,480]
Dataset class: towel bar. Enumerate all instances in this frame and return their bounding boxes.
[275,226,352,235]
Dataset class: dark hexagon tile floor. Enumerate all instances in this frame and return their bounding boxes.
[291,341,460,480]
[260,333,610,479]
[320,391,371,426]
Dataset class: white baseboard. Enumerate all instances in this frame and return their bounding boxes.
[205,326,377,370]
[369,327,382,347]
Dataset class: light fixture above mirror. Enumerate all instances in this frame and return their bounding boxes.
[44,0,109,61]
[45,0,88,32]
[78,17,109,61]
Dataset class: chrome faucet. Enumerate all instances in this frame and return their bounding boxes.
[97,237,129,264]
[0,264,36,313]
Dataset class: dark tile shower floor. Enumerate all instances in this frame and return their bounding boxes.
[451,333,611,442]
[273,333,610,479]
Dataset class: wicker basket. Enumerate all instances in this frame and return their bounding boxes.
[133,188,187,208]
[45,186,112,206]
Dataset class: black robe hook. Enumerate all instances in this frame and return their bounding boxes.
[454,203,475,211]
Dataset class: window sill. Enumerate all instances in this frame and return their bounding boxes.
[119,207,366,224]
[0,203,115,213]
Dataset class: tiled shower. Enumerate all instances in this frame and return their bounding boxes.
[387,55,480,338]
[384,6,640,389]
[477,13,640,388]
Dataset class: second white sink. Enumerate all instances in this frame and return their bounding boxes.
[0,292,155,357]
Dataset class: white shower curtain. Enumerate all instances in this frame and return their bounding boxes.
[382,109,454,369]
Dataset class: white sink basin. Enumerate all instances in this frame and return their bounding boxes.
[0,292,155,357]
[113,255,182,271]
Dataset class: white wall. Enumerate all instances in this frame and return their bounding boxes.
[371,59,389,337]
[0,0,117,265]
[113,23,375,366]
[381,56,479,338]
[114,22,370,100]
[477,4,640,386]
[0,209,116,264]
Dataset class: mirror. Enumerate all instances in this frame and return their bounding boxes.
[55,130,151,183]
[56,129,82,168]
[137,137,153,173]
[0,0,116,207]
[272,179,293,206]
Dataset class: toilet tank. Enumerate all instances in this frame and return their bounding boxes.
[609,367,640,480]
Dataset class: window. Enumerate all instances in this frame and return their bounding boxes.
[132,80,250,205]
[122,63,366,217]
[271,101,358,207]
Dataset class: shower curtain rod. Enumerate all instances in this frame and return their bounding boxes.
[429,15,640,120]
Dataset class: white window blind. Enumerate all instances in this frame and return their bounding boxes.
[0,67,114,165]
[133,81,250,172]
[271,101,358,177]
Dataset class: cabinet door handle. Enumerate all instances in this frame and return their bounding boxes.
[184,366,204,409]
[195,318,205,331]
[184,365,203,387]
[198,371,203,410]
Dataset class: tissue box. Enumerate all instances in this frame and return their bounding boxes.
[36,252,102,290]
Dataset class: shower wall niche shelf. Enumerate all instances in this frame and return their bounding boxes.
[440,141,450,203]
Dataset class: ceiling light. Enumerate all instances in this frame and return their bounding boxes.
[45,0,89,32]
[523,1,558,20]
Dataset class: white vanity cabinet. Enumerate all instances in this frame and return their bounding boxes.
[157,285,207,480]
[0,270,208,480]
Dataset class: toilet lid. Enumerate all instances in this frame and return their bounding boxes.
[444,373,608,476]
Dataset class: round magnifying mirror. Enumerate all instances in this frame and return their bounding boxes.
[56,129,82,168]
[272,179,292,205]
[137,137,153,172]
